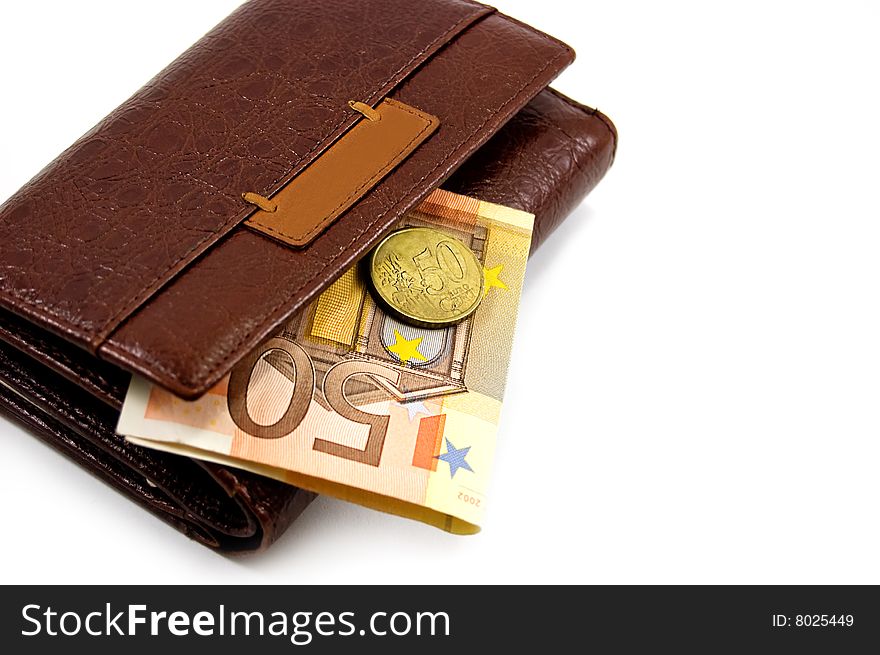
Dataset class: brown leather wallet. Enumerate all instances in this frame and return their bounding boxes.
[0,0,616,552]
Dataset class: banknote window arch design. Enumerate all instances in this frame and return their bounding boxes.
[379,317,452,368]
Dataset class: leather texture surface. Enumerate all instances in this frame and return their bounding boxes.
[0,10,616,552]
[0,0,574,400]
[445,89,618,252]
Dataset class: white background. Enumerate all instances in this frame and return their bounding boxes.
[2,0,879,584]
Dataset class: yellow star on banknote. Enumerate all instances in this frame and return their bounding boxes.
[483,264,509,297]
[386,330,428,364]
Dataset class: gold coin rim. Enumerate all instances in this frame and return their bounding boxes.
[368,227,485,329]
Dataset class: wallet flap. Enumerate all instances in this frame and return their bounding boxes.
[0,0,489,349]
[0,0,575,399]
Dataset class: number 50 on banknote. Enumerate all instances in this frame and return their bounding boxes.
[120,189,534,533]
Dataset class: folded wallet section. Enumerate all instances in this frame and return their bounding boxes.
[0,0,579,399]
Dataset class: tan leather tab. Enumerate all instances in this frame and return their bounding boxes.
[245,99,440,247]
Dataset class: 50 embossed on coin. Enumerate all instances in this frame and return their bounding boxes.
[368,227,485,329]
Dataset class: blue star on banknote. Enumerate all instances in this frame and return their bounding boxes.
[435,439,474,478]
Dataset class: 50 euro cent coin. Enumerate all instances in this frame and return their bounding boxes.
[368,227,484,329]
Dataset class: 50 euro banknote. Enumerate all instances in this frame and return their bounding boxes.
[119,189,534,533]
